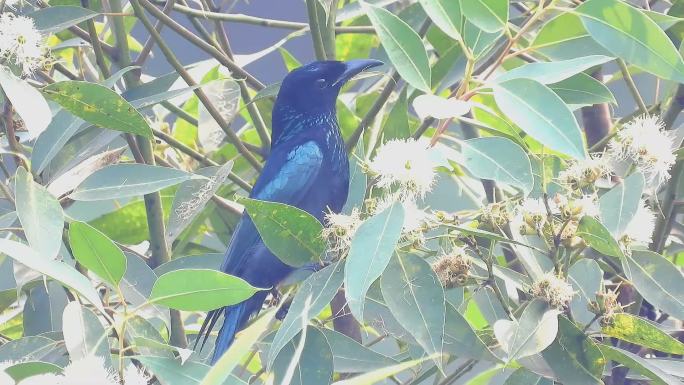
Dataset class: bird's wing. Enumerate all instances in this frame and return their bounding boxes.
[220,140,324,274]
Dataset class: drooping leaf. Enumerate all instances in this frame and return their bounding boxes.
[62,301,112,367]
[272,327,333,385]
[121,253,169,326]
[148,269,262,311]
[381,88,410,142]
[318,328,397,373]
[598,344,680,385]
[503,368,552,385]
[459,137,534,194]
[442,302,499,362]
[3,361,62,382]
[362,2,431,92]
[197,80,240,151]
[14,166,64,259]
[345,202,404,320]
[0,68,51,139]
[532,13,611,60]
[493,78,586,159]
[602,313,684,355]
[28,6,98,33]
[69,221,127,287]
[240,198,326,267]
[459,0,508,33]
[42,81,153,138]
[268,263,343,368]
[599,172,645,237]
[494,299,560,362]
[70,164,199,201]
[23,281,68,336]
[332,356,433,385]
[0,336,62,363]
[0,239,103,312]
[136,356,247,385]
[622,250,684,320]
[343,142,367,213]
[576,0,684,83]
[549,73,617,108]
[568,259,603,325]
[541,317,604,385]
[495,56,614,84]
[154,253,223,276]
[380,253,445,366]
[576,215,624,258]
[418,0,462,41]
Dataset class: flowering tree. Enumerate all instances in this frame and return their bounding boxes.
[1,0,684,384]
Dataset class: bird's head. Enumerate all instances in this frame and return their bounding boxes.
[275,59,384,115]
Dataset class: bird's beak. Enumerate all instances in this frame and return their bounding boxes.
[334,59,384,87]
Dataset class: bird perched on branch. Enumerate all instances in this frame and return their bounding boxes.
[197,59,383,363]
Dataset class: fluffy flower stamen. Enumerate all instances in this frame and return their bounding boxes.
[368,139,437,199]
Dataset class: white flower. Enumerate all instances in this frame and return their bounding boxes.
[377,195,431,234]
[20,373,64,385]
[0,14,48,76]
[62,356,118,385]
[573,195,600,218]
[622,200,656,247]
[369,138,436,199]
[322,208,361,256]
[530,272,576,308]
[558,154,610,190]
[123,365,151,385]
[518,198,547,222]
[608,115,676,186]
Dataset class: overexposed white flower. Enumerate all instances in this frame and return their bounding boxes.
[19,373,64,385]
[322,208,361,256]
[518,198,547,222]
[530,272,576,308]
[62,356,118,385]
[0,14,48,76]
[558,154,610,190]
[376,195,430,234]
[608,115,676,186]
[123,364,151,385]
[369,138,436,198]
[573,195,600,218]
[622,200,656,247]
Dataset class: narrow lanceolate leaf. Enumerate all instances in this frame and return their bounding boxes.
[69,222,127,287]
[136,356,248,385]
[362,2,431,92]
[602,313,684,355]
[0,68,51,139]
[549,73,617,108]
[268,263,343,368]
[345,202,404,321]
[3,362,62,382]
[460,137,534,195]
[599,172,645,237]
[318,328,397,373]
[380,254,445,367]
[332,356,434,385]
[459,0,508,33]
[493,78,586,159]
[241,198,326,267]
[494,299,560,362]
[62,302,112,366]
[0,239,103,312]
[541,317,604,385]
[598,344,681,385]
[576,216,624,258]
[148,269,262,311]
[622,250,684,320]
[28,6,98,33]
[503,368,552,385]
[14,166,64,259]
[70,164,199,201]
[576,0,684,83]
[418,0,462,41]
[42,81,153,138]
[272,327,334,385]
[495,55,614,84]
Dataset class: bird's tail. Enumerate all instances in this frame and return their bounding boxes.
[210,292,267,364]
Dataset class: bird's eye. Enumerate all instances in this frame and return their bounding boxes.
[315,78,327,88]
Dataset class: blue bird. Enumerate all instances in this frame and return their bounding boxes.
[198,59,383,363]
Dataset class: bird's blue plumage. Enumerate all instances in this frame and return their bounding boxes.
[198,59,383,363]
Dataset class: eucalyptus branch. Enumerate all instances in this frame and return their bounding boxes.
[134,0,176,68]
[81,0,111,78]
[306,0,328,60]
[617,59,648,113]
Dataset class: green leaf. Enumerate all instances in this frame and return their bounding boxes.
[602,313,684,355]
[268,263,343,368]
[493,78,586,159]
[62,301,112,367]
[28,6,98,33]
[503,368,552,385]
[240,198,325,267]
[622,250,684,320]
[0,68,51,138]
[459,137,534,194]
[362,2,431,92]
[4,361,62,382]
[442,302,500,362]
[42,81,153,138]
[532,13,611,61]
[576,0,684,83]
[69,221,127,287]
[0,336,62,363]
[136,356,247,385]
[273,327,333,385]
[549,73,617,108]
[460,0,508,33]
[14,166,64,259]
[380,253,445,366]
[463,19,501,58]
[598,344,680,385]
[418,0,462,41]
[121,253,169,325]
[318,328,397,373]
[0,239,103,312]
[23,282,67,336]
[568,259,603,325]
[332,356,433,385]
[599,172,645,237]
[31,111,85,175]
[541,316,604,385]
[154,253,223,276]
[345,202,404,320]
[343,142,367,213]
[382,88,411,141]
[494,299,560,362]
[495,55,614,84]
[70,164,198,201]
[576,215,624,258]
[149,269,261,311]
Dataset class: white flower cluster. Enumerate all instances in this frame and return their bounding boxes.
[608,115,676,187]
[620,199,656,250]
[558,154,610,191]
[530,272,576,309]
[17,356,150,385]
[322,207,362,258]
[368,138,437,199]
[0,14,48,76]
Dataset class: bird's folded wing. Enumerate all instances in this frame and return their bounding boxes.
[220,140,324,274]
